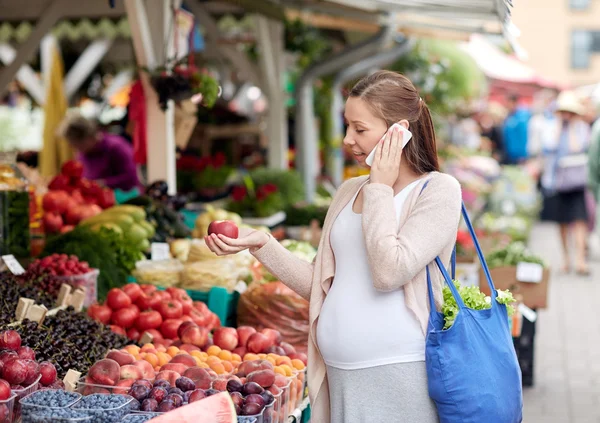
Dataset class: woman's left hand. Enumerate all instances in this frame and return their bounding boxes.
[370,125,403,187]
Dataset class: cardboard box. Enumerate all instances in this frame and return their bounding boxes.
[479,266,550,309]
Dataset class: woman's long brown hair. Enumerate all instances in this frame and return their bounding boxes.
[349,70,440,174]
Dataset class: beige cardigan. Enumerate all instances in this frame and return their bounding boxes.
[252,171,462,423]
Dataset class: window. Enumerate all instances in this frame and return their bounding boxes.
[572,30,593,68]
[570,0,590,9]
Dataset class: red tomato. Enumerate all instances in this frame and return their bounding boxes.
[136,310,163,331]
[180,315,193,322]
[188,308,211,327]
[111,307,137,329]
[127,328,141,342]
[109,325,126,335]
[157,300,183,320]
[106,288,132,310]
[160,319,183,339]
[122,284,143,303]
[61,160,84,179]
[48,174,70,191]
[98,188,116,209]
[166,288,193,315]
[87,304,112,325]
[127,304,140,319]
[139,285,157,295]
[156,291,172,301]
[143,329,164,343]
[193,301,209,314]
[136,291,162,311]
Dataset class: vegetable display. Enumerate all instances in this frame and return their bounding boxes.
[441,281,516,330]
[485,242,545,269]
[124,196,191,242]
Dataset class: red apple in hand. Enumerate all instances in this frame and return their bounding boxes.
[208,220,239,239]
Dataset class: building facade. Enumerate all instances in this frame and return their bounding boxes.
[511,0,600,87]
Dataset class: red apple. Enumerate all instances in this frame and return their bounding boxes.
[208,220,239,239]
[236,326,256,348]
[212,327,239,351]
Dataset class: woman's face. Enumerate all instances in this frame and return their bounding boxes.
[343,97,388,167]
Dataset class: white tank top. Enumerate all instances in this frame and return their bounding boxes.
[317,180,425,370]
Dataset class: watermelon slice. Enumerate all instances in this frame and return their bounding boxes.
[148,392,237,423]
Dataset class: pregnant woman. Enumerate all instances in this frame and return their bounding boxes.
[205,70,462,423]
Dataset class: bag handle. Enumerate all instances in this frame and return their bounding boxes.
[450,203,498,300]
[427,257,466,311]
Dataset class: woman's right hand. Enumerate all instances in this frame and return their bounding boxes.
[204,227,270,256]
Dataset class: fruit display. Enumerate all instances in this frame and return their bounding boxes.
[25,254,97,300]
[87,286,220,343]
[0,273,56,318]
[42,160,118,234]
[192,206,242,239]
[0,152,31,257]
[20,389,81,420]
[79,205,154,253]
[71,393,134,422]
[124,195,191,242]
[2,308,130,380]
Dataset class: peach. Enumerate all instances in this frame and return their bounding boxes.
[113,378,135,394]
[247,369,275,388]
[120,365,143,380]
[232,347,246,358]
[211,377,228,391]
[134,359,156,380]
[247,333,273,354]
[236,360,261,378]
[181,326,209,348]
[273,373,289,388]
[88,359,120,386]
[177,322,197,339]
[106,350,136,366]
[236,326,256,348]
[160,363,188,374]
[155,370,181,387]
[169,354,196,368]
[213,327,238,351]
[260,329,282,346]
[288,353,308,366]
[266,346,285,356]
[179,344,201,353]
[183,367,213,390]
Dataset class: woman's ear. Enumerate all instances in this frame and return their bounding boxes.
[397,119,410,130]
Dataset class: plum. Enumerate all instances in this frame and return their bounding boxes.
[188,389,206,403]
[129,385,150,402]
[141,398,159,412]
[157,400,177,412]
[205,389,220,397]
[260,390,275,405]
[242,382,264,396]
[175,376,196,392]
[242,402,264,416]
[153,379,171,390]
[166,393,184,407]
[244,393,266,408]
[226,379,243,393]
[148,387,168,403]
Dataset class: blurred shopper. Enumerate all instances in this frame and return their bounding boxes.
[502,94,532,164]
[587,115,600,238]
[478,102,506,162]
[539,91,591,275]
[59,114,141,191]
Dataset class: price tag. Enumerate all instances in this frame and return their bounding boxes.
[516,262,544,283]
[1,255,25,275]
[151,243,171,261]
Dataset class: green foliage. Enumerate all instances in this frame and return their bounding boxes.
[248,167,305,208]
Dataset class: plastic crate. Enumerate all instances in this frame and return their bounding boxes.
[20,390,81,419]
[0,394,15,423]
[71,394,135,423]
[12,375,41,421]
[55,269,99,307]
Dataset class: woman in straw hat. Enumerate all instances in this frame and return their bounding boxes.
[539,90,591,275]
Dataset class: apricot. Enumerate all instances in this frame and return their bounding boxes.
[143,353,159,368]
[157,352,171,367]
[291,359,306,371]
[167,346,180,357]
[218,350,233,361]
[206,346,221,357]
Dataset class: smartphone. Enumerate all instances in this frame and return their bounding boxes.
[365,123,413,167]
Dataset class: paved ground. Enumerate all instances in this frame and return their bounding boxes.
[523,222,600,423]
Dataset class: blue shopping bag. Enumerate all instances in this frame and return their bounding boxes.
[425,203,523,423]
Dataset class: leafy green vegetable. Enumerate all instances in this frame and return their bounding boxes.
[442,280,516,330]
[485,241,545,269]
[248,168,305,208]
[96,227,144,273]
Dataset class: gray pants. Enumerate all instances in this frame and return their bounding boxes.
[326,361,439,423]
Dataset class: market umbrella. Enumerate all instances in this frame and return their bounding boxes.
[40,40,73,178]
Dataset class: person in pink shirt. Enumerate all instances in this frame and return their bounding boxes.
[59,115,141,191]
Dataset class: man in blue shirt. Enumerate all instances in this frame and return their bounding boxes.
[502,94,532,164]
